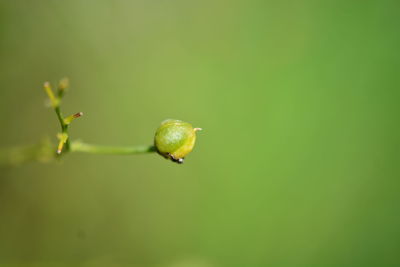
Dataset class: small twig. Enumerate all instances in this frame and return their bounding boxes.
[0,78,156,166]
[0,78,201,166]
[44,79,81,154]
[71,141,156,155]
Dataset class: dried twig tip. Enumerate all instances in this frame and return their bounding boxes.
[56,133,69,154]
[63,112,84,125]
[44,81,51,89]
[74,112,83,118]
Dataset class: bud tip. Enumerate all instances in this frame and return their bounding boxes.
[74,112,83,118]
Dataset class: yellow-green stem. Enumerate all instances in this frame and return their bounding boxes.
[0,141,156,166]
[70,141,156,155]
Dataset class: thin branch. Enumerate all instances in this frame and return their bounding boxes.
[71,141,156,155]
[0,78,159,167]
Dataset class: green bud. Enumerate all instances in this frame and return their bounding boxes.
[154,119,201,164]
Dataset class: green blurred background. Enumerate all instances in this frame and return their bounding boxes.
[0,0,399,266]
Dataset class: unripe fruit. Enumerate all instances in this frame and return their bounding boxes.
[154,119,201,164]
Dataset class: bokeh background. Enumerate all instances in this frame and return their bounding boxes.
[0,0,399,266]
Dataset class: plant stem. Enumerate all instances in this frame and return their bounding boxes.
[70,141,156,155]
[55,106,70,151]
[0,141,156,166]
[0,79,158,167]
